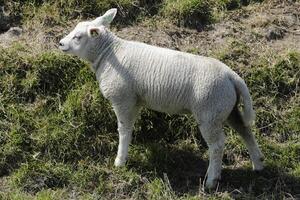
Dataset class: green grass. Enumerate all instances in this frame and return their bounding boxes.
[0,40,299,199]
[161,0,264,27]
[3,0,265,29]
[161,0,215,27]
[0,0,299,199]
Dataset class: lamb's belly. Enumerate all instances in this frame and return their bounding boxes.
[137,82,192,114]
[142,98,190,115]
[146,103,188,114]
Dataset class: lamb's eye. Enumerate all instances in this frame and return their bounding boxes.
[73,35,82,40]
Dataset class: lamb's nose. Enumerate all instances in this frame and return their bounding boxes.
[59,42,64,46]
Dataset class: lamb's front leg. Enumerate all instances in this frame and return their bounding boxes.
[112,102,140,167]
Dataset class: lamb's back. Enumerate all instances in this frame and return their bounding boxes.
[117,41,231,114]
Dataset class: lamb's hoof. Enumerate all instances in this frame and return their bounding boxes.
[254,164,264,172]
[253,157,265,171]
[205,178,219,191]
[114,157,126,167]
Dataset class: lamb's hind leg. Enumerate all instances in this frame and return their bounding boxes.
[112,102,140,167]
[199,122,225,189]
[227,106,264,171]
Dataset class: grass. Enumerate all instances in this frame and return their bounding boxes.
[1,0,300,199]
[161,0,215,28]
[160,0,264,28]
[0,41,299,199]
[2,0,265,30]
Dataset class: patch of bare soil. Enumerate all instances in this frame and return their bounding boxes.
[116,0,300,65]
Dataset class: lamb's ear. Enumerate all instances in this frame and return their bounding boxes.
[93,8,117,27]
[87,27,103,38]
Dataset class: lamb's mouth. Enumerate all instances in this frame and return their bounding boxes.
[60,47,70,52]
[58,45,70,52]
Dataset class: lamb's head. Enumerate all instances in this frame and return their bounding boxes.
[59,8,117,61]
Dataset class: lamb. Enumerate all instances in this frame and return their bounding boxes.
[59,8,264,189]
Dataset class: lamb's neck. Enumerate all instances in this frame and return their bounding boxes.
[89,32,123,72]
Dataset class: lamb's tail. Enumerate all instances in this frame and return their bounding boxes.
[230,72,255,127]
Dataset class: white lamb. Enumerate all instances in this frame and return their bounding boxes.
[59,8,264,189]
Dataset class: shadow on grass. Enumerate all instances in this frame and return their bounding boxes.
[219,167,300,198]
[129,144,300,198]
[128,143,207,192]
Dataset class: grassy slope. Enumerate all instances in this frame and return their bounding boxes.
[0,0,299,199]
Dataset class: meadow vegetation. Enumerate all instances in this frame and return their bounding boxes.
[3,0,266,28]
[0,0,299,199]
